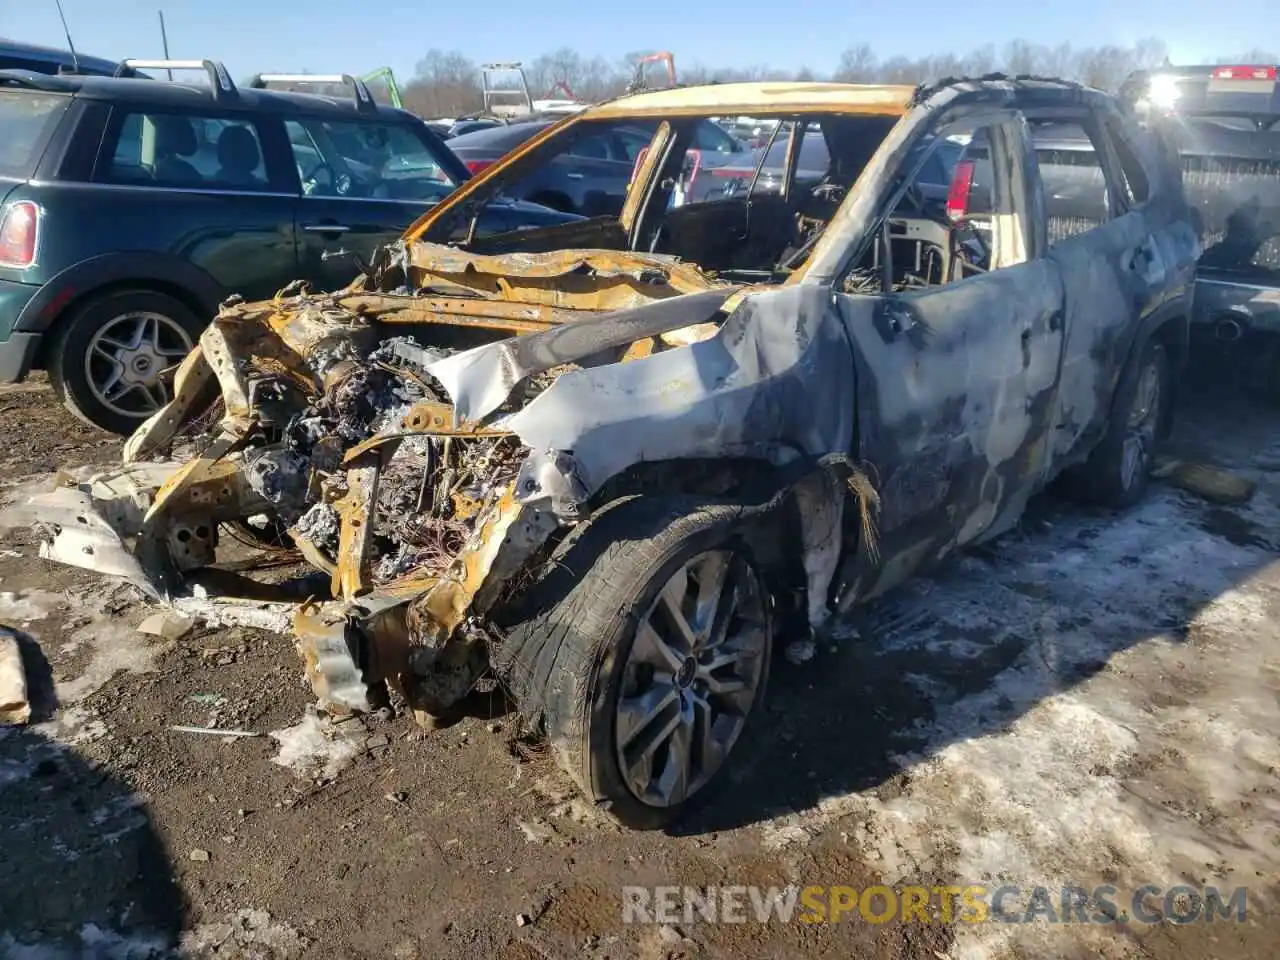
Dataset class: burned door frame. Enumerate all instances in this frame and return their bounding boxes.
[1032,102,1170,469]
[830,107,1069,604]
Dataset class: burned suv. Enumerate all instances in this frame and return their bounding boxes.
[33,77,1199,827]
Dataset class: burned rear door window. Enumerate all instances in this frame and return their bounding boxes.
[1029,122,1114,245]
[1103,119,1152,204]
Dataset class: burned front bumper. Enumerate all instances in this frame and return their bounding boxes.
[30,282,597,720]
[29,244,787,722]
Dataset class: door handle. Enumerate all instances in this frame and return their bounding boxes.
[1127,244,1153,270]
[303,222,351,234]
[566,172,585,180]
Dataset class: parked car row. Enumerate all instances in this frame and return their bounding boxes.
[0,60,583,432]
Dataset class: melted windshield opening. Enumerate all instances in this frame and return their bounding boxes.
[434,112,903,285]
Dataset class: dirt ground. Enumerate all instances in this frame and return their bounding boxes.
[0,366,1277,960]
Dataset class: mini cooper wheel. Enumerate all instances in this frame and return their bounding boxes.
[49,289,202,436]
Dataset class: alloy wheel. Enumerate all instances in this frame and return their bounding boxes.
[614,548,769,808]
[84,312,193,418]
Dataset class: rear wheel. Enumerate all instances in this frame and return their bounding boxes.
[48,289,202,436]
[1059,338,1170,509]
[495,497,773,829]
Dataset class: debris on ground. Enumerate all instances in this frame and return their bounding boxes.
[1152,456,1257,504]
[170,725,262,738]
[0,627,29,725]
[178,909,308,957]
[784,637,817,664]
[269,709,366,782]
[0,590,57,624]
[137,610,197,641]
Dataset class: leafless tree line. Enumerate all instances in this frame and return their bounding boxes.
[396,41,1279,119]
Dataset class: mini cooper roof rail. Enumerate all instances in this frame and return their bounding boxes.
[0,69,67,90]
[115,59,237,98]
[248,73,377,113]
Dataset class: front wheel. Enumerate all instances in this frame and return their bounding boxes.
[48,289,203,436]
[494,497,773,829]
[1059,338,1171,509]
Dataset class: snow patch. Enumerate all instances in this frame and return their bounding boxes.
[56,620,164,704]
[0,589,64,624]
[269,711,363,781]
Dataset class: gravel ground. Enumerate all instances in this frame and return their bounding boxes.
[0,369,1276,960]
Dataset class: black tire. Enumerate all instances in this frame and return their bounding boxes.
[48,289,204,436]
[493,496,774,830]
[1058,338,1171,509]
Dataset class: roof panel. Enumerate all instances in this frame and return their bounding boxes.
[586,81,917,118]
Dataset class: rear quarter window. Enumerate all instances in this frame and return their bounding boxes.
[0,90,69,178]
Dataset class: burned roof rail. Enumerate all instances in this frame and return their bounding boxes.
[248,73,378,113]
[911,72,1089,105]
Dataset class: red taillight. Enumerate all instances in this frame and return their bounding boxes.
[630,146,650,186]
[712,167,751,177]
[464,158,494,175]
[946,160,975,219]
[0,202,38,268]
[1212,65,1277,80]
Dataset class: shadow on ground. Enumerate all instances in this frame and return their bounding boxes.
[674,367,1280,835]
[0,633,185,954]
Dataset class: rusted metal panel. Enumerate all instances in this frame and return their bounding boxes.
[332,459,381,600]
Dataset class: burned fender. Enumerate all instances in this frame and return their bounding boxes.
[492,284,859,501]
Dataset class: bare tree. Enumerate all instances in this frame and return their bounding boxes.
[1040,42,1076,79]
[1003,40,1039,76]
[963,44,998,76]
[392,36,1198,121]
[834,44,877,82]
[402,49,481,118]
[1133,37,1171,70]
[1216,49,1279,64]
[1075,44,1138,92]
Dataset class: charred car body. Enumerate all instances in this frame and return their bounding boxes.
[33,77,1199,827]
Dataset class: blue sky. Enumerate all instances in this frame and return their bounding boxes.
[3,0,1273,84]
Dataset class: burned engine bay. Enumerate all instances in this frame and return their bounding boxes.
[29,239,876,730]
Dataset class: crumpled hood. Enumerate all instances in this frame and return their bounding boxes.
[428,287,738,423]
